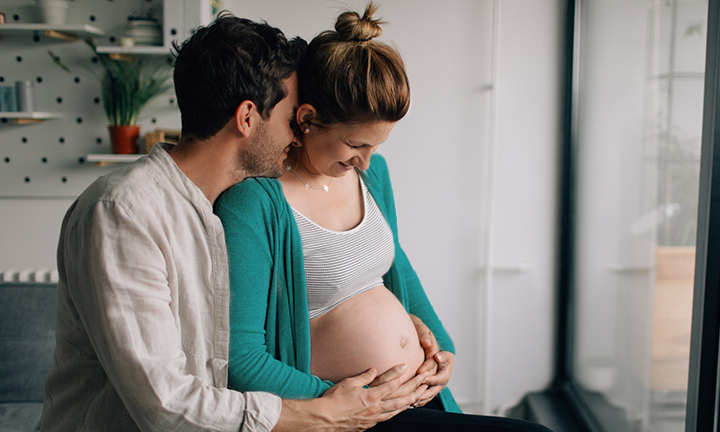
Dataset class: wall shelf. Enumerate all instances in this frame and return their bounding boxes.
[86,154,143,166]
[0,112,62,124]
[95,46,171,55]
[0,24,105,41]
[0,0,193,198]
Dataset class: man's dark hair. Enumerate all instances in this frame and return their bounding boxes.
[173,14,306,140]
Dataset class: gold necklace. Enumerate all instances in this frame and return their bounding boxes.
[285,165,333,192]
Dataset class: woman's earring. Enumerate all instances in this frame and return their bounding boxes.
[304,127,310,133]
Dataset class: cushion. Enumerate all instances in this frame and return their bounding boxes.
[0,283,57,403]
[0,402,43,432]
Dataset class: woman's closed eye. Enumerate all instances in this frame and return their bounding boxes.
[345,141,367,150]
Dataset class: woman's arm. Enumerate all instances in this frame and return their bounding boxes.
[215,183,332,399]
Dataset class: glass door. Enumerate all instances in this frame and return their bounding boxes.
[571,0,707,430]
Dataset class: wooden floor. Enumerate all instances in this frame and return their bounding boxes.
[651,247,695,391]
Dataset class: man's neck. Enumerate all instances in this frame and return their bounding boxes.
[168,135,244,204]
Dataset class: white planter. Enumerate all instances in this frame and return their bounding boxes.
[37,0,69,26]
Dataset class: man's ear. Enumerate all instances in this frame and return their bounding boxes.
[234,100,259,137]
[296,104,318,128]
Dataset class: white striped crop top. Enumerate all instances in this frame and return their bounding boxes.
[291,177,395,319]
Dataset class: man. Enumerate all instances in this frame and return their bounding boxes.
[40,15,423,432]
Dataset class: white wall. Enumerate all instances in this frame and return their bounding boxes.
[483,0,561,411]
[0,0,563,414]
[0,198,75,269]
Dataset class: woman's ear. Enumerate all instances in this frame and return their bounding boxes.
[296,104,318,132]
[234,100,258,137]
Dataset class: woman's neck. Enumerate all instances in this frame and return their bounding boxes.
[284,152,336,189]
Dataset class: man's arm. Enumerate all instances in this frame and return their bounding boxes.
[64,201,272,431]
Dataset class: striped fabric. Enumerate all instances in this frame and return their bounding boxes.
[292,177,395,319]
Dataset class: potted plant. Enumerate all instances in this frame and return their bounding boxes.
[49,38,173,154]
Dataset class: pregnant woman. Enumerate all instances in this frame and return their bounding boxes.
[216,3,553,431]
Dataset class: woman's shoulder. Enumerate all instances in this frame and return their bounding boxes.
[363,153,391,184]
[368,153,389,174]
[215,177,286,217]
[362,153,397,218]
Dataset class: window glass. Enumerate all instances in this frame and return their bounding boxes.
[573,1,706,430]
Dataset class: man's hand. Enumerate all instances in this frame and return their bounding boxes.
[409,314,455,407]
[273,364,425,432]
[369,365,429,404]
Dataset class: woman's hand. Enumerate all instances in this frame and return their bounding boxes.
[410,314,439,377]
[408,314,455,407]
[410,314,438,359]
[414,351,454,407]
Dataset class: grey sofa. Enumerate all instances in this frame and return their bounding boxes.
[0,282,57,432]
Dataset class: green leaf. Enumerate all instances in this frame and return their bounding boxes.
[50,37,173,126]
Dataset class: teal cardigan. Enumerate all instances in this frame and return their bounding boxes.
[215,154,460,413]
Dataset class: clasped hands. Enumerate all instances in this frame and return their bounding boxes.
[361,313,453,410]
[408,313,454,407]
[360,313,453,410]
[275,315,452,432]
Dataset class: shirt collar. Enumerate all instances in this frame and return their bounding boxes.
[147,142,214,212]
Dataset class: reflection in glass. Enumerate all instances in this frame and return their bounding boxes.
[573,1,706,430]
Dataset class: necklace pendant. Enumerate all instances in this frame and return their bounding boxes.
[304,183,309,189]
[323,185,329,192]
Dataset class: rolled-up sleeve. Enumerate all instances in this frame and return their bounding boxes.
[243,392,283,432]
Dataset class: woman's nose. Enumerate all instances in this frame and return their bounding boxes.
[354,148,374,170]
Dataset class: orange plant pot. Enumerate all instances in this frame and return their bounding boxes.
[109,125,140,154]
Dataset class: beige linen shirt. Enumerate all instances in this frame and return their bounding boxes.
[40,143,282,432]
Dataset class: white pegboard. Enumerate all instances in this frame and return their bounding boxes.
[0,0,181,198]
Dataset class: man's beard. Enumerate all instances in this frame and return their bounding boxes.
[238,121,285,179]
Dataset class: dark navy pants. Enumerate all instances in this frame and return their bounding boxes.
[369,399,554,432]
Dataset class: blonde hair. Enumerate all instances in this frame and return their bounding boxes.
[298,1,410,126]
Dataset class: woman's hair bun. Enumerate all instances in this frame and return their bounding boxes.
[298,0,410,126]
[335,1,385,42]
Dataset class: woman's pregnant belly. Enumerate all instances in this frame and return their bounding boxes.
[309,285,424,384]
